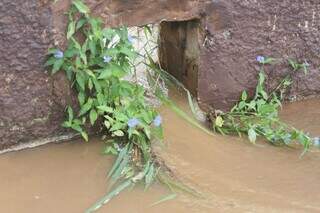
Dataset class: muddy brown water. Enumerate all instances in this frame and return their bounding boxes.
[0,97,320,213]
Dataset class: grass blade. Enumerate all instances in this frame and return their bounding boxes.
[162,96,214,136]
[145,163,155,189]
[146,62,210,133]
[150,194,177,207]
[111,151,130,181]
[186,91,197,117]
[108,143,130,178]
[157,172,203,198]
[85,180,132,213]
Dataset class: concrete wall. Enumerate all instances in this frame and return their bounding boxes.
[160,0,320,111]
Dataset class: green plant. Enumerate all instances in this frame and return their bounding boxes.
[288,58,309,74]
[212,56,312,155]
[46,1,164,211]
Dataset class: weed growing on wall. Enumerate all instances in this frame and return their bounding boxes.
[46,0,164,211]
[211,56,313,155]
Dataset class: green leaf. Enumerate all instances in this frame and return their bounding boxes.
[67,21,76,40]
[76,71,86,91]
[88,39,97,56]
[97,105,114,113]
[62,121,72,128]
[288,59,297,70]
[86,180,132,213]
[88,17,102,38]
[98,68,112,79]
[248,128,257,143]
[144,126,152,140]
[78,92,86,105]
[52,59,64,74]
[96,93,105,105]
[85,69,95,78]
[76,18,87,30]
[258,72,265,86]
[241,91,248,101]
[88,78,93,90]
[80,50,87,65]
[92,78,102,93]
[71,37,81,50]
[238,101,246,110]
[261,90,268,100]
[113,130,124,137]
[71,124,82,132]
[111,64,126,78]
[45,57,56,67]
[110,122,125,132]
[247,100,256,109]
[67,106,74,122]
[263,57,276,65]
[119,46,136,59]
[150,194,177,207]
[82,39,88,53]
[89,109,98,125]
[111,151,130,180]
[145,163,155,189]
[81,131,89,142]
[64,48,78,58]
[72,0,90,14]
[108,144,130,178]
[258,104,276,115]
[215,116,224,128]
[104,145,118,155]
[75,57,83,68]
[102,28,115,42]
[187,91,197,118]
[79,98,93,116]
[104,121,111,129]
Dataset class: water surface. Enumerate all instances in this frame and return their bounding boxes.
[0,98,319,212]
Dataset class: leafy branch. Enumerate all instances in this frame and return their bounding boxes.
[212,56,313,155]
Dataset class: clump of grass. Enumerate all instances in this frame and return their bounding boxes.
[46,0,204,211]
[211,56,313,155]
[46,1,166,211]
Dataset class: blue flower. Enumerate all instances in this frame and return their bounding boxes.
[128,35,134,44]
[54,50,64,59]
[127,118,140,128]
[153,115,162,127]
[256,56,265,64]
[103,56,112,63]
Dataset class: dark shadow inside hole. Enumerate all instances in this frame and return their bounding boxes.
[159,19,200,96]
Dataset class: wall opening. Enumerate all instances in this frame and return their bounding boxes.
[159,20,200,96]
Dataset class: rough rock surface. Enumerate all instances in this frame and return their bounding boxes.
[0,0,202,150]
[0,0,72,150]
[197,0,320,110]
[160,0,320,111]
